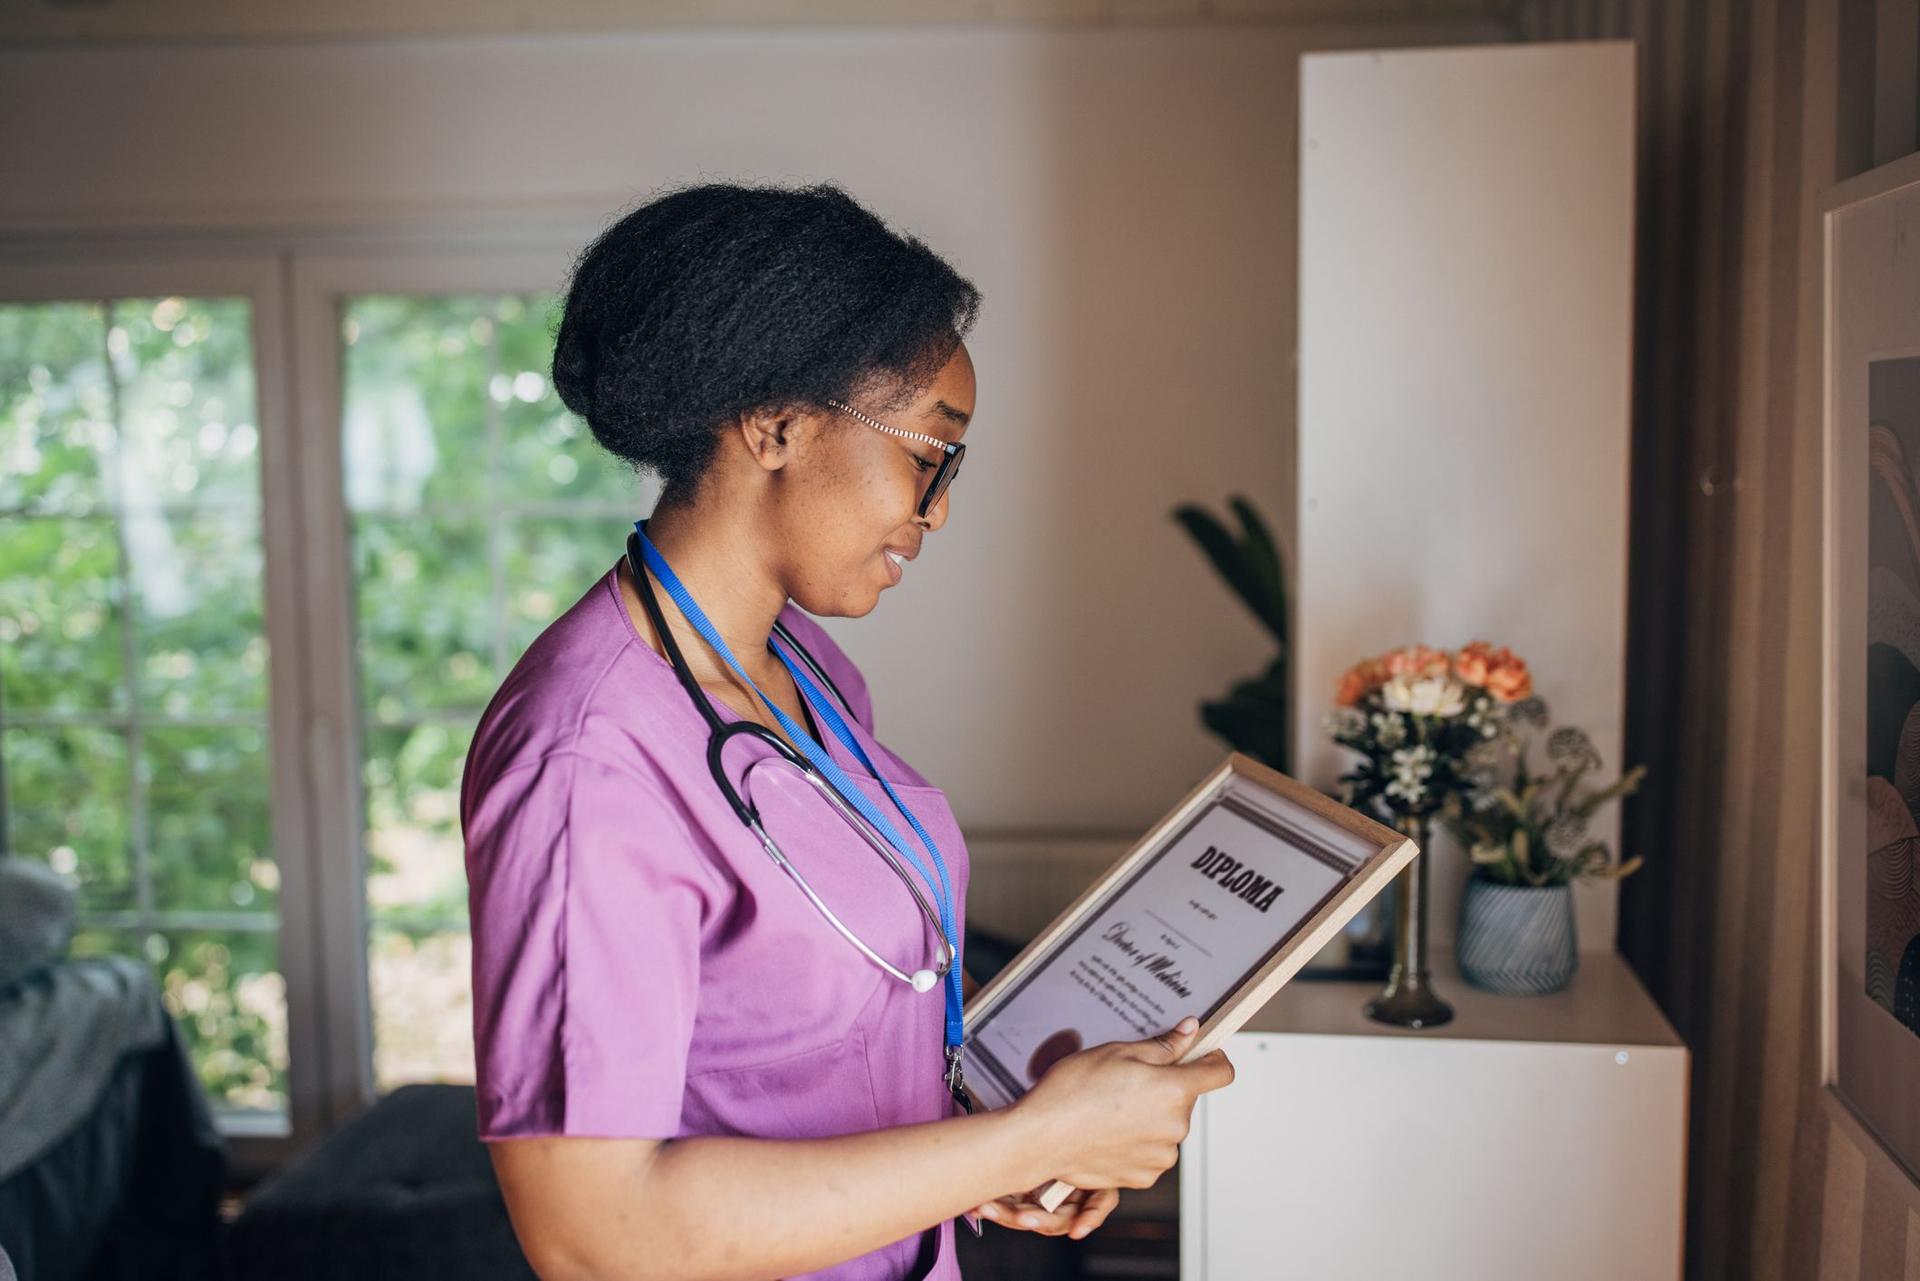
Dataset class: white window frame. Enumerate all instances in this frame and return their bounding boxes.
[0,224,602,1175]
[0,246,315,1170]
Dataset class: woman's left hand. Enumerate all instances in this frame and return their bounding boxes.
[970,1186,1120,1239]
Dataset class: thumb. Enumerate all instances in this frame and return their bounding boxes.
[1143,1015,1201,1062]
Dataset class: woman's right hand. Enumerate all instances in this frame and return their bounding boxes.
[1007,1015,1235,1192]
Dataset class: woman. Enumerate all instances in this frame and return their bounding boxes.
[462,181,1234,1281]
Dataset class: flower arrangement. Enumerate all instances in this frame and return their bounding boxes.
[1323,641,1535,824]
[1452,708,1646,887]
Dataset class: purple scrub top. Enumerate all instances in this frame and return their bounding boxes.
[461,561,971,1280]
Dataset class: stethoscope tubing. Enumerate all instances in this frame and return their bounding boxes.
[624,530,954,989]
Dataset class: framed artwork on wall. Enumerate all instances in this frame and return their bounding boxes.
[1821,149,1920,1191]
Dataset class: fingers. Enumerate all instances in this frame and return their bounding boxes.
[1179,1046,1236,1094]
[1067,1187,1120,1240]
[975,1188,1121,1239]
[975,1196,1068,1233]
[1143,1014,1200,1062]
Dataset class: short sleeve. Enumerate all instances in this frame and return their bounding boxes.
[464,750,715,1140]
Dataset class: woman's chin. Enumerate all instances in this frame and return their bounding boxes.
[793,584,884,620]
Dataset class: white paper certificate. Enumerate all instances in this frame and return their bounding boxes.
[963,783,1361,1110]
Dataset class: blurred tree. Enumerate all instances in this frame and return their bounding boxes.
[0,289,638,1109]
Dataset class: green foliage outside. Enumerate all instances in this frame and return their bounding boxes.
[1,289,638,1110]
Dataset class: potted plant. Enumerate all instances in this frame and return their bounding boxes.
[1449,702,1646,994]
[1170,495,1290,773]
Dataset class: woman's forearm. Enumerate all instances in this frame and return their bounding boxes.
[507,1101,1055,1281]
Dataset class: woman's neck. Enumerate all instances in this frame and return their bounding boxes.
[639,500,789,682]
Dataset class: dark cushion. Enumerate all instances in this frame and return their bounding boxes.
[0,858,76,993]
[226,1085,534,1281]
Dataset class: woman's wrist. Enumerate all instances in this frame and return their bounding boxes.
[989,1093,1063,1193]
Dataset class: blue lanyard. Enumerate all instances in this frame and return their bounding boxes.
[633,521,965,1056]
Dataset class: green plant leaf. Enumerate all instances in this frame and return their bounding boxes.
[1172,504,1279,642]
[1227,494,1288,641]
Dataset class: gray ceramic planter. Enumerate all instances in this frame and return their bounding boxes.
[1455,878,1578,994]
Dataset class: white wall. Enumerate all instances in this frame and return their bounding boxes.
[0,20,1498,856]
[1294,42,1636,951]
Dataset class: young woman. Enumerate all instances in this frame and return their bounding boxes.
[462,181,1234,1281]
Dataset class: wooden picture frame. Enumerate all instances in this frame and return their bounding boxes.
[1819,148,1920,1196]
[960,752,1418,1211]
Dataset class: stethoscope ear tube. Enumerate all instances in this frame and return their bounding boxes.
[626,531,721,728]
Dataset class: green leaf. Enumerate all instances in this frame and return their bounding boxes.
[1227,494,1288,641]
[1172,504,1277,642]
[1200,662,1291,771]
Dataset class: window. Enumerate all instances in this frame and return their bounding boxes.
[0,245,636,1149]
[0,295,287,1116]
[338,291,639,1089]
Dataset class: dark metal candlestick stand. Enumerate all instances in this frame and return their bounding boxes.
[1363,814,1455,1029]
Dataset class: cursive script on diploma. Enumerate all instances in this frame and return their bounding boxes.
[1099,921,1193,999]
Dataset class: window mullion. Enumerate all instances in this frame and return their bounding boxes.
[485,307,509,679]
[101,299,155,932]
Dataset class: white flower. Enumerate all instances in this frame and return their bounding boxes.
[1369,710,1408,747]
[1389,745,1435,784]
[1380,673,1468,718]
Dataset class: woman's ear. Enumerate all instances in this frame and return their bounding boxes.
[736,409,792,472]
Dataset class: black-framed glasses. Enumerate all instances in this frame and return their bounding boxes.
[825,397,965,519]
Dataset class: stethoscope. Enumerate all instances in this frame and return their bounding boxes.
[624,521,974,1114]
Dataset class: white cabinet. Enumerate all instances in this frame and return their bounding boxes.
[1178,952,1687,1280]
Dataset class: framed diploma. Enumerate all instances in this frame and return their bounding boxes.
[960,752,1418,1211]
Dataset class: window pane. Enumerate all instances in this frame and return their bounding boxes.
[113,297,260,510]
[75,926,288,1113]
[352,516,497,718]
[3,725,133,910]
[131,512,268,715]
[503,515,631,656]
[363,721,469,929]
[0,300,114,513]
[342,295,492,512]
[492,296,636,505]
[0,295,285,1121]
[342,291,640,1089]
[363,721,470,1093]
[369,926,474,1088]
[0,516,125,713]
[146,722,274,913]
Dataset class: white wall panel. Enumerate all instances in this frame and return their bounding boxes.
[1295,42,1636,949]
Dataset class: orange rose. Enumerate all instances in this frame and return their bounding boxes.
[1385,644,1448,679]
[1483,650,1533,702]
[1452,642,1493,686]
[1335,657,1389,706]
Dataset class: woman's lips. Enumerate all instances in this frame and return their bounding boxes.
[882,549,904,585]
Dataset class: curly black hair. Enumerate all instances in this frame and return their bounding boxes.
[552,181,981,495]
